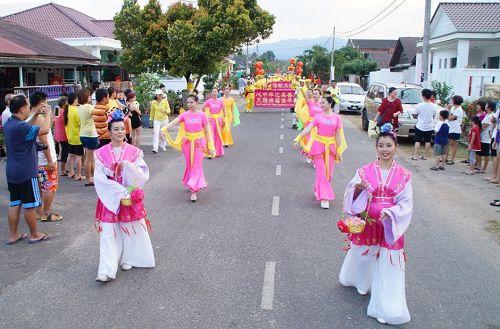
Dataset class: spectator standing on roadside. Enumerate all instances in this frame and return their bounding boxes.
[488,102,500,184]
[1,93,14,127]
[445,95,465,165]
[237,75,247,97]
[478,102,495,173]
[326,80,340,113]
[477,101,486,121]
[374,87,403,129]
[79,88,99,186]
[54,96,69,177]
[127,92,142,147]
[465,116,482,175]
[29,92,63,222]
[411,89,436,161]
[150,89,170,153]
[92,88,111,148]
[91,81,101,106]
[4,95,52,244]
[64,93,83,181]
[430,110,449,171]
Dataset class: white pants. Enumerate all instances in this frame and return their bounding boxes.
[98,219,155,279]
[333,104,340,114]
[339,244,410,325]
[153,119,168,151]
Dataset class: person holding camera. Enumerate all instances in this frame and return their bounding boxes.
[4,95,53,244]
[29,92,63,222]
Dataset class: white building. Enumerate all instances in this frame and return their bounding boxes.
[419,2,500,100]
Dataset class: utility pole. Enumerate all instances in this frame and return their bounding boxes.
[246,41,249,75]
[421,0,431,87]
[330,26,335,81]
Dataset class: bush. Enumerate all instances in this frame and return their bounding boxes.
[431,80,453,104]
[167,89,183,114]
[135,73,160,114]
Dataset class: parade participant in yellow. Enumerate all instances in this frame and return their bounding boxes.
[294,80,307,129]
[221,85,240,147]
[327,80,340,113]
[150,89,171,153]
[244,81,255,113]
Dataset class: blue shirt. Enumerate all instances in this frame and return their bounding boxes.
[435,121,449,145]
[3,116,40,183]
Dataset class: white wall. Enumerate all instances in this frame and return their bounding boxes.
[432,47,457,70]
[430,8,456,39]
[369,69,403,85]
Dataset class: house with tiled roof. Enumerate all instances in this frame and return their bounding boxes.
[417,2,500,99]
[2,2,121,82]
[347,39,397,70]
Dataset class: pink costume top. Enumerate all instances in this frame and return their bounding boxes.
[306,100,322,122]
[308,112,342,156]
[94,143,149,223]
[178,111,209,149]
[203,98,225,116]
[54,107,67,142]
[343,160,412,250]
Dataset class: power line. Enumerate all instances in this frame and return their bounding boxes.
[341,0,409,38]
[338,0,398,34]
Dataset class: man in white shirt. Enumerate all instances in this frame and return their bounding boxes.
[445,95,465,164]
[411,89,436,160]
[488,102,500,184]
[479,101,495,173]
[2,93,14,128]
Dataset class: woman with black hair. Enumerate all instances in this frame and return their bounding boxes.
[93,111,155,282]
[339,123,413,325]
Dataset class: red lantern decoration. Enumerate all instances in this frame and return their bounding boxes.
[290,58,296,65]
[255,62,263,69]
[288,65,294,72]
[296,67,303,74]
[297,61,304,67]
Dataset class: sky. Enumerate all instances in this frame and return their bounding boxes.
[0,0,497,43]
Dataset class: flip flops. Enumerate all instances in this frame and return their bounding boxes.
[490,201,500,207]
[40,213,63,222]
[6,233,27,245]
[28,234,51,244]
[446,160,455,165]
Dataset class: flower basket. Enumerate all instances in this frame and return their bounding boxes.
[120,186,144,207]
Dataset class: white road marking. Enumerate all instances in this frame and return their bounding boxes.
[280,125,284,129]
[261,261,276,310]
[281,108,284,112]
[279,134,284,140]
[281,118,284,122]
[278,146,283,154]
[276,165,282,176]
[281,113,284,116]
[271,196,280,216]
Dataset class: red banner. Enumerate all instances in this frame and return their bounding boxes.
[254,89,295,108]
[270,81,292,90]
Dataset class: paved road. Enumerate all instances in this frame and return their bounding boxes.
[1,106,499,328]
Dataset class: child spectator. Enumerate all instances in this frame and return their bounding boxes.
[465,116,482,175]
[478,101,495,173]
[445,95,465,165]
[431,110,449,171]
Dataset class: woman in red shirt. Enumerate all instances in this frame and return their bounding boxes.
[375,87,403,128]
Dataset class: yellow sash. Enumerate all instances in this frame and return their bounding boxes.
[162,123,215,167]
[206,110,225,144]
[294,127,348,180]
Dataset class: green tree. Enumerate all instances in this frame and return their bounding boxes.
[431,80,454,104]
[333,47,364,79]
[259,50,276,62]
[342,59,377,77]
[296,45,331,82]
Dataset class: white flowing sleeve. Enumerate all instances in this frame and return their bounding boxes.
[94,157,127,215]
[121,155,149,188]
[381,179,413,245]
[343,171,369,215]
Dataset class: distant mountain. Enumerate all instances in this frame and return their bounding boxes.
[246,36,348,60]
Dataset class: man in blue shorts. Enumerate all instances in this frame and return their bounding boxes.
[4,95,53,244]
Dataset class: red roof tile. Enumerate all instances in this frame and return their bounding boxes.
[2,2,115,39]
[0,20,99,61]
[437,2,500,33]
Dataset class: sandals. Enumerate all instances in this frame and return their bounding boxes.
[40,213,63,222]
[490,201,500,207]
[6,233,27,245]
[445,160,454,165]
[460,160,470,164]
[430,167,440,171]
[28,234,51,244]
[410,156,419,161]
[420,156,427,160]
[85,182,95,186]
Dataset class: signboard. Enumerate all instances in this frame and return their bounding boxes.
[254,89,295,108]
[270,81,292,90]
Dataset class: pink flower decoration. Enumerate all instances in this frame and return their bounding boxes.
[130,188,144,204]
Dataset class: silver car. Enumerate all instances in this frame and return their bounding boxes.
[361,83,424,138]
[338,82,365,112]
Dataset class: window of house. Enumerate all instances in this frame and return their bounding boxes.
[444,58,448,69]
[27,72,35,86]
[438,59,442,69]
[450,57,457,68]
[488,56,500,69]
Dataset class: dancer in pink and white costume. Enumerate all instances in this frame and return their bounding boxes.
[339,124,413,325]
[94,111,155,282]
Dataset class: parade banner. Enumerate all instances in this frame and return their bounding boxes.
[254,89,295,108]
[270,81,292,90]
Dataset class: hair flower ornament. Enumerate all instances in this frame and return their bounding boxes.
[380,123,393,134]
[108,110,125,122]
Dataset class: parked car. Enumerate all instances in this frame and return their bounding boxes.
[361,82,436,138]
[337,82,365,112]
